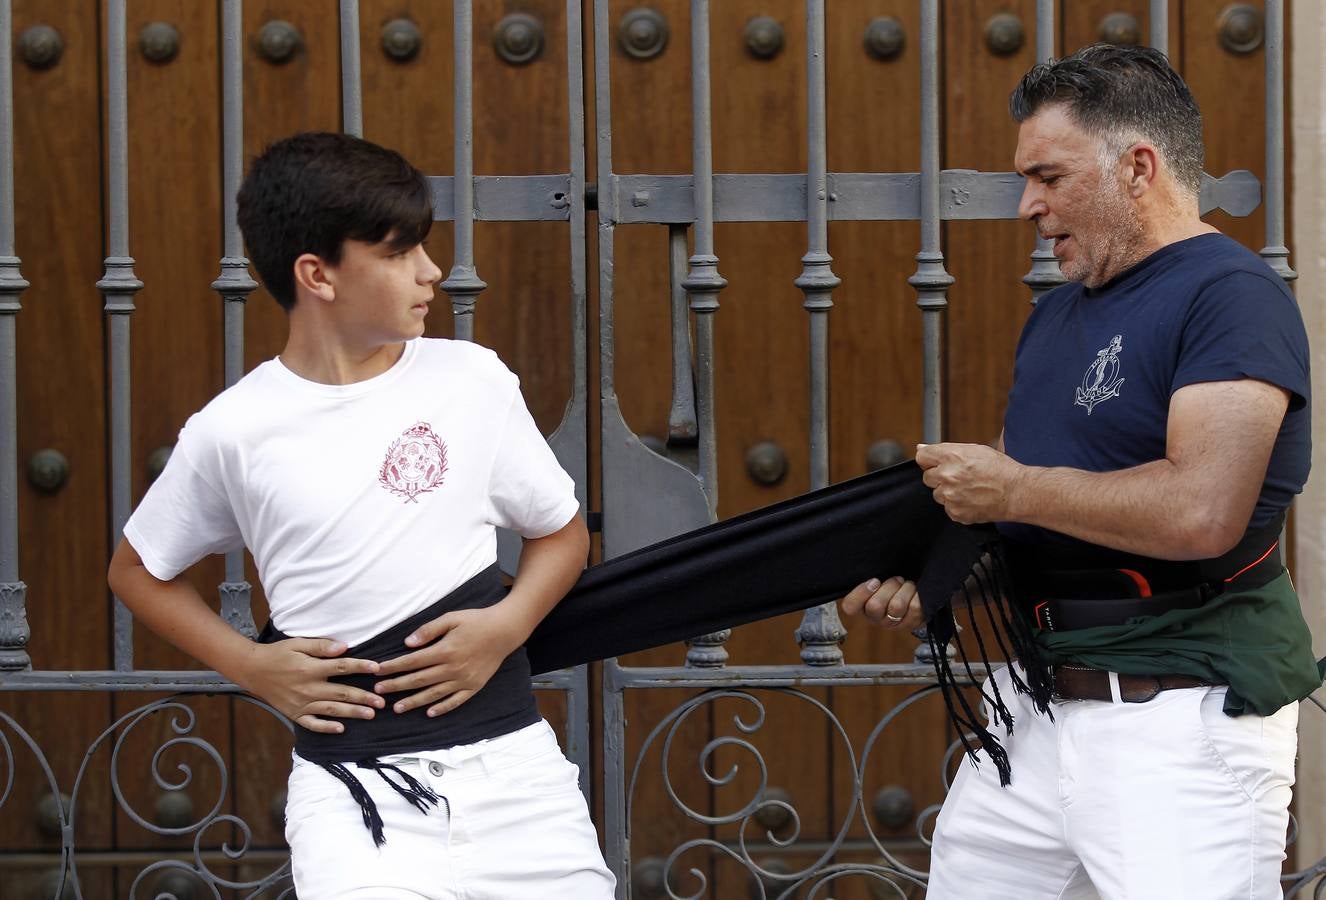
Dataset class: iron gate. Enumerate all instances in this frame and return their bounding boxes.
[0,1,1321,897]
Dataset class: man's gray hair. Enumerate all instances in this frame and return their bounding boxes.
[1010,44,1205,197]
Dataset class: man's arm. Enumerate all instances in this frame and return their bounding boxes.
[919,378,1289,559]
[373,513,590,716]
[107,538,385,732]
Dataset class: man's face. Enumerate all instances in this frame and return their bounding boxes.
[1014,105,1143,288]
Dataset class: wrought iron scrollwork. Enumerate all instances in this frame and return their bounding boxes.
[627,688,945,899]
[0,696,298,898]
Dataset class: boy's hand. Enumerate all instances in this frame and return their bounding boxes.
[373,605,524,717]
[240,639,384,734]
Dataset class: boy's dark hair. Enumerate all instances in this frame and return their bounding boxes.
[1009,43,1204,196]
[236,132,434,310]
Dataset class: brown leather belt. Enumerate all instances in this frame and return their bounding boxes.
[1051,665,1212,703]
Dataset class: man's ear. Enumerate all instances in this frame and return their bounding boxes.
[1122,142,1160,197]
[293,252,336,303]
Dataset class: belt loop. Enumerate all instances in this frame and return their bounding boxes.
[1107,671,1123,704]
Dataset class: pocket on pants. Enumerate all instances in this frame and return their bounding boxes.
[1193,687,1298,802]
[483,727,583,798]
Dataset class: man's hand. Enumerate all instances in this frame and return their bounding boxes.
[840,576,924,630]
[373,604,523,717]
[238,639,384,734]
[916,442,1024,524]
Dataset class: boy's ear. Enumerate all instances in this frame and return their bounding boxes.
[293,252,336,303]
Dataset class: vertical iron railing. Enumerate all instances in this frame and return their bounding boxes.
[1260,0,1293,283]
[98,0,144,672]
[680,0,729,669]
[213,0,258,639]
[792,0,846,666]
[1022,0,1064,304]
[339,0,363,138]
[441,0,486,340]
[908,0,953,445]
[0,0,30,672]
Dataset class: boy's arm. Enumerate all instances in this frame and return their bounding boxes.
[374,514,590,716]
[107,538,385,732]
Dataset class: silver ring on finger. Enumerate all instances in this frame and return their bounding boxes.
[885,612,904,623]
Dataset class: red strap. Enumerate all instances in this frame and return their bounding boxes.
[1224,541,1279,584]
[1117,568,1152,598]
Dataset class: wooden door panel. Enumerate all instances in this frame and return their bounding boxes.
[1183,0,1268,254]
[1,4,114,897]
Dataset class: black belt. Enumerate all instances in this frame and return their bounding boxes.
[1010,513,1285,633]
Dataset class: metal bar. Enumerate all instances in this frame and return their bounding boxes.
[666,226,698,451]
[339,0,363,137]
[440,0,487,340]
[0,667,585,691]
[590,5,629,893]
[214,0,258,639]
[98,0,144,672]
[564,0,589,452]
[908,0,953,444]
[602,659,629,900]
[602,662,978,691]
[1149,0,1168,54]
[1022,0,1062,304]
[418,171,1262,224]
[793,0,845,666]
[680,0,729,669]
[0,0,31,671]
[1260,0,1294,281]
[557,0,592,807]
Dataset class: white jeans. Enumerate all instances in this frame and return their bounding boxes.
[928,665,1299,900]
[284,719,616,899]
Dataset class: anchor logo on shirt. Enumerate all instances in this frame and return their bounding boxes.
[1074,334,1125,415]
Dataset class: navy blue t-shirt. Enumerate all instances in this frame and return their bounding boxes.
[1000,233,1311,546]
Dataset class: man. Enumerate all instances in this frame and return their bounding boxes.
[842,45,1321,898]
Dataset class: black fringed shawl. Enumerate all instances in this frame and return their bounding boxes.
[271,459,1048,844]
[525,459,1051,784]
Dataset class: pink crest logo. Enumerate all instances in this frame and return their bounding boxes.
[378,422,448,503]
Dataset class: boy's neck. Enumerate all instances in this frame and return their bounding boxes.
[278,329,407,386]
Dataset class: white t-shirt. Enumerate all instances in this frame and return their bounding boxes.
[124,338,579,646]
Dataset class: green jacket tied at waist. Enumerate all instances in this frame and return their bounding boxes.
[1036,569,1325,717]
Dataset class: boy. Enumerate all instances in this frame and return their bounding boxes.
[107,132,615,899]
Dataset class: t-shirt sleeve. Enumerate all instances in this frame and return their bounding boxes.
[485,383,580,538]
[1172,270,1310,410]
[122,427,245,581]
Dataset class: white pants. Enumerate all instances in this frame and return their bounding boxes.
[284,719,616,899]
[928,665,1299,900]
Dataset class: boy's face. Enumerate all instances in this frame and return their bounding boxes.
[323,235,442,344]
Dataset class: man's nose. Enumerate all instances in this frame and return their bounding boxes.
[1017,180,1043,221]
